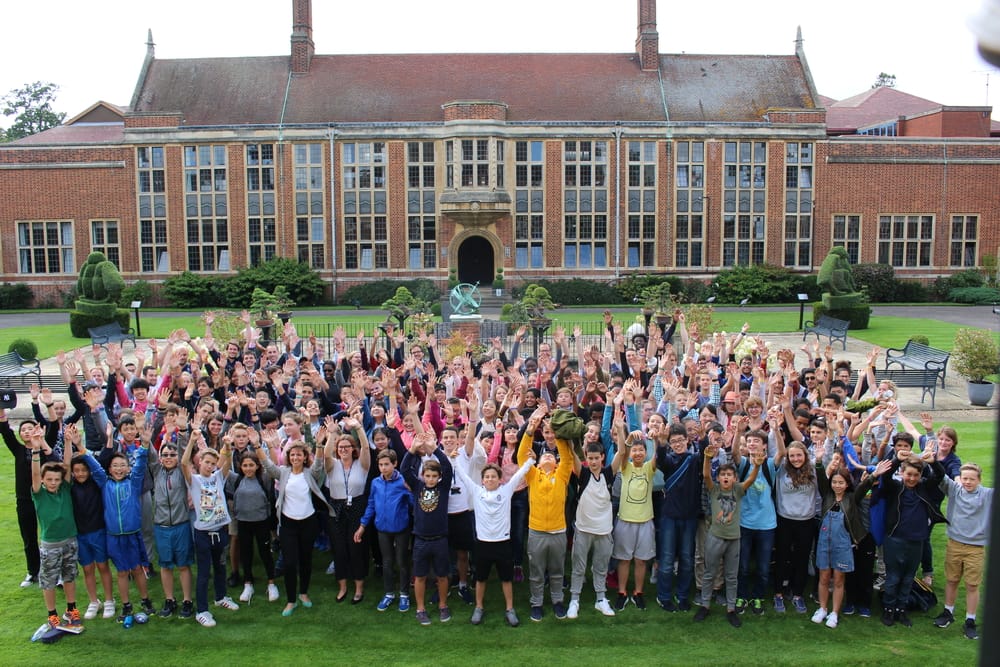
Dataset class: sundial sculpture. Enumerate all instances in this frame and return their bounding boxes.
[449,282,482,316]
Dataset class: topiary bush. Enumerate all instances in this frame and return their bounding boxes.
[69,309,131,338]
[812,302,872,329]
[7,338,38,360]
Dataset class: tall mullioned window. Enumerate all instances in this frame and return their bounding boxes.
[90,220,120,267]
[407,141,437,269]
[342,142,387,270]
[184,144,229,271]
[137,146,168,273]
[17,221,73,274]
[674,140,705,267]
[626,140,657,267]
[783,142,814,267]
[722,141,766,266]
[246,143,276,266]
[514,140,544,269]
[563,140,608,268]
[950,215,978,267]
[878,214,933,267]
[832,214,861,264]
[294,143,326,269]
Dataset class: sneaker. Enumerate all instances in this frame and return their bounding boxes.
[693,605,710,622]
[693,592,703,607]
[179,600,194,619]
[226,572,241,588]
[415,609,431,626]
[377,594,396,612]
[21,573,36,588]
[117,603,134,624]
[65,608,82,627]
[505,608,520,627]
[470,607,485,625]
[614,593,629,611]
[554,601,567,619]
[858,607,872,618]
[842,603,855,615]
[658,598,677,612]
[530,605,543,622]
[873,575,885,591]
[267,584,280,603]
[896,608,912,628]
[159,599,177,618]
[84,600,101,620]
[103,599,117,619]
[47,613,62,630]
[677,599,692,612]
[595,598,616,617]
[239,584,255,604]
[398,595,410,613]
[811,608,828,624]
[214,596,239,611]
[727,610,742,628]
[631,592,646,611]
[513,565,524,583]
[751,598,764,616]
[825,612,839,628]
[933,608,955,628]
[140,599,156,616]
[773,595,786,613]
[881,608,895,627]
[964,618,979,640]
[439,605,452,623]
[457,586,474,605]
[566,600,580,619]
[195,611,216,627]
[792,596,808,614]
[325,561,336,575]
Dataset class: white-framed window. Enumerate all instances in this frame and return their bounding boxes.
[722,141,767,266]
[783,142,813,267]
[137,146,168,273]
[832,214,861,265]
[950,215,978,268]
[515,140,544,268]
[627,140,657,267]
[184,145,229,271]
[90,220,120,268]
[246,143,276,266]
[294,143,326,269]
[564,140,608,268]
[342,142,388,270]
[17,221,74,274]
[674,140,705,267]
[406,141,436,269]
[878,214,933,267]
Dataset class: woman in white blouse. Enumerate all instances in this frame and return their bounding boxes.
[324,416,372,604]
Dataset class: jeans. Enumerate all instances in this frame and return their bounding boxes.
[883,535,922,609]
[510,489,529,567]
[377,529,411,596]
[193,527,229,613]
[656,515,697,604]
[738,527,775,600]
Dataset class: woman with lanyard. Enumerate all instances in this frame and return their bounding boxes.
[325,414,372,604]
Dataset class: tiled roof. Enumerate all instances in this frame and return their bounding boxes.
[824,86,941,132]
[5,123,124,146]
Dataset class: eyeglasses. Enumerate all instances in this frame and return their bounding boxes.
[159,452,178,457]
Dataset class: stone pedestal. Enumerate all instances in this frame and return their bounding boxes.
[450,314,483,342]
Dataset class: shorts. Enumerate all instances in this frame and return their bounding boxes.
[412,536,450,578]
[611,519,656,561]
[474,539,514,583]
[39,538,79,590]
[154,523,195,569]
[107,532,149,571]
[945,538,984,586]
[448,511,475,552]
[76,528,108,567]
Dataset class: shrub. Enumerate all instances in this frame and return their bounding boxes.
[217,258,325,308]
[340,279,440,307]
[894,280,930,303]
[533,279,621,306]
[948,286,1000,304]
[118,280,154,308]
[679,279,711,303]
[163,271,216,308]
[60,285,79,309]
[69,309,131,338]
[812,303,872,329]
[0,283,33,309]
[616,275,681,304]
[851,264,896,302]
[952,327,1000,382]
[7,338,38,360]
[909,334,930,346]
[712,264,802,304]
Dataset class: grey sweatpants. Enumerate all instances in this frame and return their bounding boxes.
[569,530,613,602]
[701,532,740,610]
[527,529,566,606]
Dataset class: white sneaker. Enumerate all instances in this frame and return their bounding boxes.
[84,600,102,620]
[825,612,839,628]
[214,596,240,611]
[326,560,337,575]
[595,599,616,617]
[239,583,254,603]
[103,599,117,619]
[811,608,828,624]
[196,611,216,627]
[566,600,580,619]
[20,573,35,588]
[267,584,280,602]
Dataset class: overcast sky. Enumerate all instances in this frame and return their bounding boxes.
[1,0,997,123]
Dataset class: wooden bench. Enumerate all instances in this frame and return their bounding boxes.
[803,314,850,350]
[89,322,136,351]
[0,350,42,388]
[872,368,941,409]
[884,340,950,389]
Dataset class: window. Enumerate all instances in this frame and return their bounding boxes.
[184,145,229,271]
[564,140,608,268]
[137,146,168,273]
[446,138,499,188]
[246,143,276,266]
[722,141,767,266]
[877,215,933,267]
[515,141,544,268]
[832,214,861,265]
[783,142,813,267]
[627,141,657,267]
[675,140,705,267]
[17,221,74,274]
[950,215,978,267]
[294,143,326,269]
[90,220,120,268]
[406,141,437,269]
[342,142,388,270]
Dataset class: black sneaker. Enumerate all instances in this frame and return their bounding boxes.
[896,608,912,628]
[964,618,979,640]
[693,605,710,622]
[658,598,678,612]
[457,586,474,606]
[881,608,894,627]
[159,599,177,619]
[677,599,692,612]
[117,603,134,623]
[614,593,629,611]
[179,600,194,619]
[631,593,647,611]
[727,610,742,628]
[553,602,567,619]
[932,609,955,628]
[140,599,156,616]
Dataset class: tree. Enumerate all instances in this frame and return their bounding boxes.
[1,81,66,142]
[871,72,896,89]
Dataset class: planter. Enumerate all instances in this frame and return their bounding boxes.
[967,380,995,406]
[276,311,292,324]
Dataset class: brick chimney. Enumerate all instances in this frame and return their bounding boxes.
[636,0,659,71]
[291,0,314,73]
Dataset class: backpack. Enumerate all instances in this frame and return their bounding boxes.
[738,458,776,501]
[905,577,938,612]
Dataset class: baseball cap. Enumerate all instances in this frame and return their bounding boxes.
[0,389,16,409]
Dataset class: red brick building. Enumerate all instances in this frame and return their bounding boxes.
[1,0,998,303]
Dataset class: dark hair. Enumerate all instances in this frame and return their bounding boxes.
[892,432,915,447]
[376,449,397,464]
[481,463,503,479]
[824,392,843,406]
[423,459,442,475]
[829,380,848,392]
[745,429,767,444]
[130,378,150,392]
[717,463,736,476]
[668,423,688,439]
[259,408,279,426]
[584,442,604,456]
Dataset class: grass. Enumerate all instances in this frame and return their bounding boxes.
[0,421,992,665]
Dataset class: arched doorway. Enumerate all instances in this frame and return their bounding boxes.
[457,235,495,285]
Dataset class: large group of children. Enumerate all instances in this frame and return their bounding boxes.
[4,308,991,639]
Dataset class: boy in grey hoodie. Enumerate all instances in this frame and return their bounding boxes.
[148,443,194,618]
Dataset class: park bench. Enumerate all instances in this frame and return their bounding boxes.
[872,368,941,409]
[89,322,136,351]
[803,314,850,350]
[884,340,950,388]
[0,350,41,388]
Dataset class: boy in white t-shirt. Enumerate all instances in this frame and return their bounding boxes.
[567,442,617,618]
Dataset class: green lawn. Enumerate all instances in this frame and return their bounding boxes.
[0,422,991,665]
